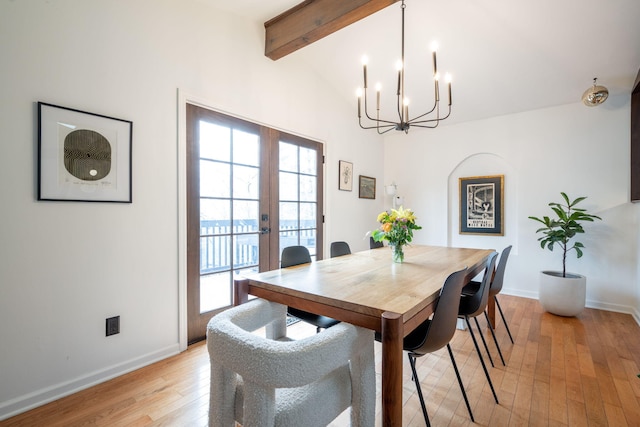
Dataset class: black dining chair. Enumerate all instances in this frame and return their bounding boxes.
[458,251,500,404]
[375,268,474,426]
[281,246,340,333]
[369,236,384,249]
[330,241,351,258]
[463,245,514,345]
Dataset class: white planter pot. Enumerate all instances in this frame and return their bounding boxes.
[538,271,586,317]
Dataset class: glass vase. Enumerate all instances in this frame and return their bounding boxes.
[391,244,404,263]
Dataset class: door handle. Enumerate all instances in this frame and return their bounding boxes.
[261,227,271,234]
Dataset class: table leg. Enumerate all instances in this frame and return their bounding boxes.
[233,279,249,306]
[381,312,403,426]
[487,296,496,329]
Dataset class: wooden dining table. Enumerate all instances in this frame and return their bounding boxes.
[233,244,495,426]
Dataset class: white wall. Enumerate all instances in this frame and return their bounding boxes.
[0,0,383,419]
[383,97,640,318]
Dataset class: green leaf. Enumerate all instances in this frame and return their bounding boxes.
[529,192,601,272]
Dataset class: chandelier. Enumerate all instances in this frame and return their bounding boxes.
[356,0,452,134]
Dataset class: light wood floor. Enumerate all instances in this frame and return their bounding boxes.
[4,295,640,426]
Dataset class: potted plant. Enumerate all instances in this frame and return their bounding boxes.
[528,192,601,316]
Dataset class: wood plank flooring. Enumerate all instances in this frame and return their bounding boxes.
[3,295,640,426]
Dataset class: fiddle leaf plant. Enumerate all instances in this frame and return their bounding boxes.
[528,192,601,277]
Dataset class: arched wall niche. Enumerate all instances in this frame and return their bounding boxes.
[447,152,517,253]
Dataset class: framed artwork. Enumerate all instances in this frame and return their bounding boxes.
[338,160,353,191]
[459,175,504,235]
[38,102,133,203]
[358,175,376,199]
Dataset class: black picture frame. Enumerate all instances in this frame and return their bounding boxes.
[459,175,504,235]
[359,175,376,199]
[38,102,133,203]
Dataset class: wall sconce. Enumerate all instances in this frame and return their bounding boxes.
[385,183,397,196]
[385,183,403,208]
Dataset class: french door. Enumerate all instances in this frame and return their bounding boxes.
[186,104,323,343]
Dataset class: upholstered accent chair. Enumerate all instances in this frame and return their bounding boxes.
[207,298,375,427]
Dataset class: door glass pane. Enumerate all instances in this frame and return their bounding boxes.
[279,202,299,230]
[233,234,259,268]
[200,272,231,312]
[279,142,298,172]
[279,230,299,257]
[233,129,259,166]
[300,175,316,201]
[300,202,316,225]
[201,160,230,198]
[201,199,230,223]
[302,229,317,258]
[279,172,298,201]
[300,147,316,174]
[200,235,230,274]
[233,200,259,232]
[200,122,230,162]
[233,165,259,199]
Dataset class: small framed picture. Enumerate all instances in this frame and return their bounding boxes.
[358,175,376,199]
[339,160,353,191]
[38,102,133,203]
[459,175,504,235]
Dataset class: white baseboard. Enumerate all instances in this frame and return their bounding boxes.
[0,344,181,421]
[501,288,640,327]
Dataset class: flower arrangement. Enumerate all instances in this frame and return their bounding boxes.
[371,206,422,262]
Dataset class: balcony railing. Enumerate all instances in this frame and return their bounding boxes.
[200,219,315,275]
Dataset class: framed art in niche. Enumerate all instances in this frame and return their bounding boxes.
[459,175,504,235]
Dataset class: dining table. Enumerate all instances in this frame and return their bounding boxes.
[233,244,495,426]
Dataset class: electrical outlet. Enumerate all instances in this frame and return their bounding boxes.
[106,316,120,336]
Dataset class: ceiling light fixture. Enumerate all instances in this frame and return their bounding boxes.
[356,0,452,134]
[582,78,608,106]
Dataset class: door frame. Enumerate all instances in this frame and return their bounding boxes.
[177,90,326,350]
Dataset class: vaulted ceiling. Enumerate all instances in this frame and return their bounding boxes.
[205,0,640,126]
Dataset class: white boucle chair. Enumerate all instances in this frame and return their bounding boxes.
[207,298,375,427]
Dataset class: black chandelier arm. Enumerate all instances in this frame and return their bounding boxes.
[406,78,442,123]
[358,89,396,124]
[410,122,440,129]
[409,106,452,125]
[406,101,439,123]
[361,91,405,126]
[358,117,396,132]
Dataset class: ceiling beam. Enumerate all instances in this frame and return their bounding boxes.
[265,0,398,61]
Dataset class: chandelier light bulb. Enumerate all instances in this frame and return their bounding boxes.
[430,41,439,52]
[396,60,403,71]
[356,88,363,97]
[445,74,452,106]
[361,55,369,65]
[434,72,440,81]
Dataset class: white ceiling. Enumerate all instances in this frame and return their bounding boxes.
[205,0,640,125]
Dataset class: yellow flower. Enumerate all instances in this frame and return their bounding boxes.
[392,206,415,222]
[376,212,388,222]
[382,223,393,232]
